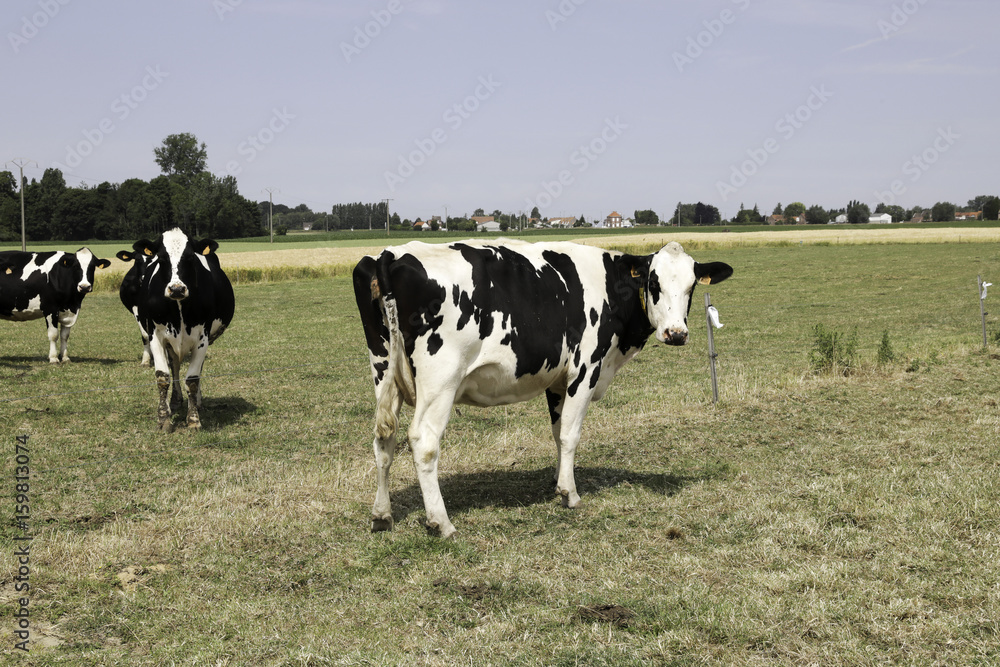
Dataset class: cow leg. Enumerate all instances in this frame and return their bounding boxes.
[184,342,210,430]
[371,390,404,532]
[155,370,173,432]
[139,335,151,367]
[166,346,183,413]
[44,315,61,363]
[546,389,566,484]
[57,322,72,363]
[409,394,457,538]
[150,335,175,432]
[549,391,590,509]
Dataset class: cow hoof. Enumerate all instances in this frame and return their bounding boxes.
[423,520,457,539]
[186,422,201,431]
[157,421,175,434]
[371,517,394,532]
[560,491,581,509]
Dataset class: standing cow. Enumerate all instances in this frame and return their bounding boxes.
[0,248,111,363]
[128,228,235,431]
[115,249,152,366]
[353,239,733,538]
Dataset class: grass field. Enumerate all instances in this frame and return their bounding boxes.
[2,235,1000,664]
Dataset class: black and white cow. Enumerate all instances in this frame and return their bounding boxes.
[128,228,235,431]
[115,249,152,366]
[0,248,111,363]
[353,239,733,537]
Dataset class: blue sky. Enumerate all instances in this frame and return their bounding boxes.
[5,0,997,222]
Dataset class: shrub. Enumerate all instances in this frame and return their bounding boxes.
[810,323,858,374]
[876,330,896,365]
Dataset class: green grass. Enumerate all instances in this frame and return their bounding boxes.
[2,242,1000,664]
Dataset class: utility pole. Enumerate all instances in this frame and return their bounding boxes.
[6,158,37,252]
[263,187,278,242]
[381,198,393,237]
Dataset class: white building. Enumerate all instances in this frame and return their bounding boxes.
[869,213,892,224]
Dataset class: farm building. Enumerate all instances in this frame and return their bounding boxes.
[869,213,893,224]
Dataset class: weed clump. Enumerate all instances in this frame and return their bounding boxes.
[809,324,859,374]
[876,330,896,365]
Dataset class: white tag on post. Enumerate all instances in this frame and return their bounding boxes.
[707,305,723,329]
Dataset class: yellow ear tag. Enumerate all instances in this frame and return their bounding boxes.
[143,248,153,256]
[202,246,212,256]
[698,276,712,285]
[630,267,640,279]
[5,268,11,274]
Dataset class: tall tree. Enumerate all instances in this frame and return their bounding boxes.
[154,133,208,183]
[846,199,870,224]
[931,201,956,222]
[982,197,1000,221]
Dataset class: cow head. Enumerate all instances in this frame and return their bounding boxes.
[72,248,111,294]
[644,242,732,346]
[134,228,220,302]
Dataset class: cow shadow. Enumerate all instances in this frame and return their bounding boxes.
[163,396,258,433]
[386,464,721,526]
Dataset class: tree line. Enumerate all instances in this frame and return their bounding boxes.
[1,134,264,243]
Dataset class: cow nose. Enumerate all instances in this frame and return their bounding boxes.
[662,328,688,346]
[167,283,189,300]
[78,283,92,293]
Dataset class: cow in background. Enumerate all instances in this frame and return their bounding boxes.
[354,239,733,538]
[115,249,152,366]
[128,228,235,431]
[0,248,111,363]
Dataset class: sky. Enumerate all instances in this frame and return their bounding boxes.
[4,0,998,223]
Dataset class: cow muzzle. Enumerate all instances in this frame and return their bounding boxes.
[658,328,688,346]
[77,283,93,294]
[166,282,189,301]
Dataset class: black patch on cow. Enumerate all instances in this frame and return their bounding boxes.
[589,307,599,326]
[567,364,588,397]
[427,332,443,355]
[448,243,588,379]
[545,389,563,425]
[646,268,662,305]
[377,253,447,364]
[352,255,390,363]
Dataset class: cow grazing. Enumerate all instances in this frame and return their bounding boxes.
[115,249,152,366]
[128,228,235,432]
[353,239,733,538]
[0,248,111,363]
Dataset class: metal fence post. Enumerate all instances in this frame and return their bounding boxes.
[979,275,988,349]
[705,292,719,404]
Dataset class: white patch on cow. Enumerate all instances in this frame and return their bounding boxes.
[648,242,697,344]
[18,252,62,282]
[162,228,189,295]
[74,248,95,291]
[8,295,44,320]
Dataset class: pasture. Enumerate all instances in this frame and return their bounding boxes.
[2,235,999,664]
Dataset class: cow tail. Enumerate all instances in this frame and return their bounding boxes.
[373,253,415,440]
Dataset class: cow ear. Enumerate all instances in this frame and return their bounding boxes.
[96,258,111,269]
[694,261,734,286]
[116,250,134,262]
[133,240,155,256]
[60,255,75,267]
[196,239,219,256]
[625,255,649,281]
